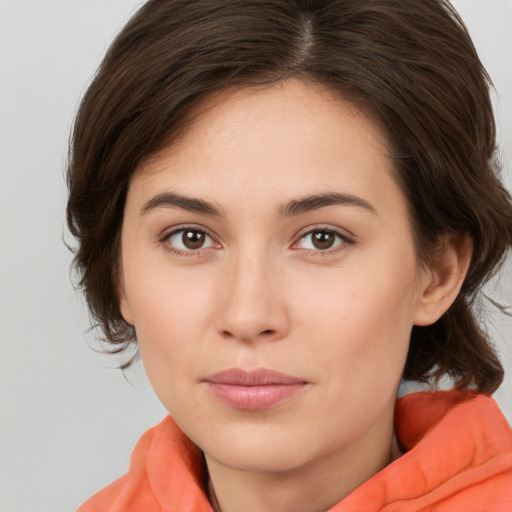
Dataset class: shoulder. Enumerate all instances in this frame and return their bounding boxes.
[76,418,170,512]
[396,390,512,511]
[77,416,212,512]
[336,390,512,511]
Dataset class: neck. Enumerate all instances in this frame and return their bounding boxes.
[205,411,396,512]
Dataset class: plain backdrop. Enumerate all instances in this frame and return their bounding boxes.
[0,1,511,511]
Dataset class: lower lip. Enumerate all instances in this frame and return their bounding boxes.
[206,382,307,410]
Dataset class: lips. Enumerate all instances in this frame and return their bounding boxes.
[203,368,308,410]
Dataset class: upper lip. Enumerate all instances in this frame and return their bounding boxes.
[203,368,306,386]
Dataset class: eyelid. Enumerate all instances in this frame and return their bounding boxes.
[290,225,355,252]
[158,223,354,256]
[159,224,221,254]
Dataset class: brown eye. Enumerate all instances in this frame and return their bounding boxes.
[294,228,349,253]
[165,228,216,253]
[182,230,205,249]
[311,230,336,250]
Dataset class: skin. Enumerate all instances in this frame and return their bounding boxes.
[119,79,471,512]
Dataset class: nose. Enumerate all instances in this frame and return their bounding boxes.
[215,250,290,344]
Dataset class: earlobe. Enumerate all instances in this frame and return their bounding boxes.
[118,282,135,326]
[413,235,473,326]
[120,296,135,325]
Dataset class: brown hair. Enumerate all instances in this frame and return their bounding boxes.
[67,0,512,393]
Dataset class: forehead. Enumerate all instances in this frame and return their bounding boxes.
[128,79,404,224]
[138,80,390,179]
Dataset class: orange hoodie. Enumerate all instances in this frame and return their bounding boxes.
[78,390,512,511]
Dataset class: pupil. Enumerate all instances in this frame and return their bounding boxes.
[183,230,205,249]
[313,231,334,250]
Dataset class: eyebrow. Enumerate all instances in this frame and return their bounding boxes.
[277,192,376,217]
[141,192,225,217]
[140,191,376,217]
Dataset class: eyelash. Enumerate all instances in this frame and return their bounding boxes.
[292,227,354,256]
[160,226,354,257]
[160,226,219,257]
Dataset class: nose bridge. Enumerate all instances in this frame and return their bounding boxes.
[216,243,287,343]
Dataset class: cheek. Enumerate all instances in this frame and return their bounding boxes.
[295,253,419,381]
[123,261,218,387]
[129,283,212,416]
[123,241,217,333]
[136,286,209,337]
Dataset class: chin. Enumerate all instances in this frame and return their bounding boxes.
[197,421,324,474]
[209,443,309,473]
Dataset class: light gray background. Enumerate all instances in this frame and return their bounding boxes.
[0,1,511,511]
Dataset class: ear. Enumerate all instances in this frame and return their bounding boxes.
[413,234,473,326]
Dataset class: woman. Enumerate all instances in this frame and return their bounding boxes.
[68,0,512,510]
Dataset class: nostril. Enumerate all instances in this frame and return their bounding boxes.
[261,329,275,335]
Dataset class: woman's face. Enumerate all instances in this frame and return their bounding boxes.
[119,79,430,475]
